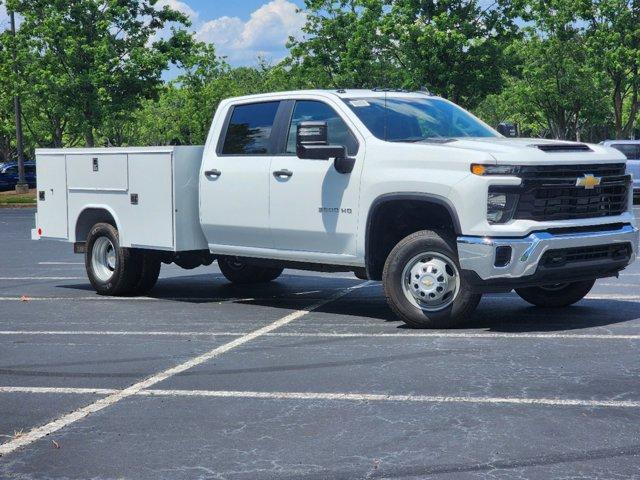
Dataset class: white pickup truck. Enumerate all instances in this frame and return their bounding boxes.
[32,89,639,328]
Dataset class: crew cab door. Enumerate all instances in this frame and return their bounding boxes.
[199,101,281,249]
[269,99,364,256]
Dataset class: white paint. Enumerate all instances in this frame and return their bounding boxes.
[0,296,253,303]
[586,294,640,300]
[38,262,84,265]
[2,330,640,341]
[0,386,116,395]
[0,282,369,457]
[140,389,640,409]
[2,385,640,410]
[0,277,84,281]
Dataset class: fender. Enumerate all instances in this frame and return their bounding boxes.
[73,204,123,244]
[364,192,462,276]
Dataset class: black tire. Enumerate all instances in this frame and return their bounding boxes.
[218,257,283,284]
[382,230,481,329]
[132,253,161,295]
[353,269,369,280]
[85,223,142,296]
[515,280,595,308]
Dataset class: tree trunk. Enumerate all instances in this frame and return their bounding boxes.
[613,81,624,138]
[84,126,95,147]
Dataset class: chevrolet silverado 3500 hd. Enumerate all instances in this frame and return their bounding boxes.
[32,90,639,328]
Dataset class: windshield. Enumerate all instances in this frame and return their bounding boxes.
[345,97,499,142]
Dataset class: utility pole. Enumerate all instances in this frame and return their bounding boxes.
[9,8,28,194]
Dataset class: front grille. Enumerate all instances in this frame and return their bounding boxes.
[510,164,630,221]
[541,243,632,268]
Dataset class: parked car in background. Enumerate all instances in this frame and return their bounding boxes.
[0,162,37,191]
[601,140,640,203]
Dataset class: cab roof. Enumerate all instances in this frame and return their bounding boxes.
[223,89,440,104]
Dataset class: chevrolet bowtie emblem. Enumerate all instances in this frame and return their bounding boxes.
[576,174,601,189]
[422,278,434,287]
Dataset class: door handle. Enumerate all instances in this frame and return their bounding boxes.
[273,169,293,179]
[204,169,221,178]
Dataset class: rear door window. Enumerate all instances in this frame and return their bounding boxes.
[221,101,280,155]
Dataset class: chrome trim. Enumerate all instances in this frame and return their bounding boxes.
[457,225,639,281]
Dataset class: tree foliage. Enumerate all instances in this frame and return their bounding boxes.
[0,0,639,163]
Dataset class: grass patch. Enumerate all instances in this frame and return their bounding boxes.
[0,189,36,205]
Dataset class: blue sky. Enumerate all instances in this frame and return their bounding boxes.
[0,1,309,68]
[158,0,308,67]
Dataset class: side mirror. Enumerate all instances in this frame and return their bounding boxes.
[497,122,519,138]
[297,121,346,160]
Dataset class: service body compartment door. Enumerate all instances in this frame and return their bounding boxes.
[127,152,175,249]
[67,154,128,191]
[36,154,68,239]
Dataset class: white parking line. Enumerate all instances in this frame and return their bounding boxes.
[0,296,254,302]
[0,277,84,281]
[0,291,637,302]
[0,386,116,395]
[141,389,640,409]
[2,330,640,341]
[0,281,370,458]
[586,294,640,300]
[1,386,639,409]
[38,262,83,265]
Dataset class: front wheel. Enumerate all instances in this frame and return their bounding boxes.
[218,257,283,284]
[515,280,595,308]
[382,230,481,329]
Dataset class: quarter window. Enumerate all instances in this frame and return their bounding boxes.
[221,101,280,155]
[286,101,358,156]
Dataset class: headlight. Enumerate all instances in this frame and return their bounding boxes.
[487,192,518,224]
[471,164,520,176]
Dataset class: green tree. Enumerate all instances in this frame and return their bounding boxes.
[7,0,194,147]
[476,1,609,141]
[579,0,640,138]
[289,0,522,107]
[380,0,522,106]
[287,0,397,88]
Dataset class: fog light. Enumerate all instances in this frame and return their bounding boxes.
[487,192,518,224]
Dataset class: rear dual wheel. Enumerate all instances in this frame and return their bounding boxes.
[85,223,161,296]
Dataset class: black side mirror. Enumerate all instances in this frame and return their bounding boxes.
[297,121,346,160]
[497,122,519,137]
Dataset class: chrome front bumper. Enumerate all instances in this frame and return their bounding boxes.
[457,224,639,281]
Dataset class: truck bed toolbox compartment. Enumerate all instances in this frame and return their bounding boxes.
[34,146,206,252]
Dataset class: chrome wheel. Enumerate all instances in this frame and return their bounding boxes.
[401,252,460,312]
[91,237,117,282]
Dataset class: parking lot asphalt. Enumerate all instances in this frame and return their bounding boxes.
[1,207,640,479]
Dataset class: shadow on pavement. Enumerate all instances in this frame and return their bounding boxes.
[57,273,640,333]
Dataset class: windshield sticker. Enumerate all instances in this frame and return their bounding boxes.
[349,100,370,107]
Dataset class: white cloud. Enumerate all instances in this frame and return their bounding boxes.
[196,0,306,65]
[155,0,199,23]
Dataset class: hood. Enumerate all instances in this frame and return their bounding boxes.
[438,137,626,166]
